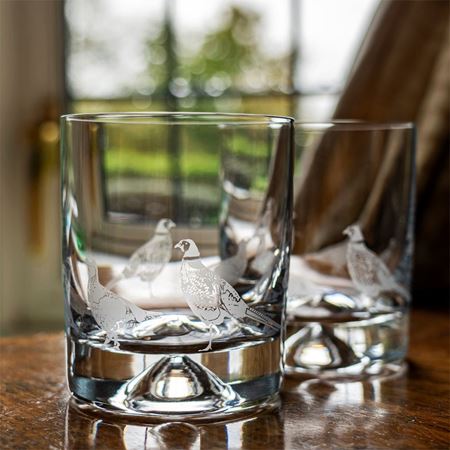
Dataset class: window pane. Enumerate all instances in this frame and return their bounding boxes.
[295,94,339,121]
[173,0,291,95]
[65,0,379,121]
[65,0,166,99]
[295,0,380,93]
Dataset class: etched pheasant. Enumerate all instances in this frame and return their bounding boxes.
[85,257,157,347]
[343,224,410,300]
[175,239,280,352]
[106,218,175,296]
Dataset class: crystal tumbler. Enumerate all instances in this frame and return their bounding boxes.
[61,113,293,421]
[285,121,415,378]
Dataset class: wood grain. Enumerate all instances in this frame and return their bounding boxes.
[0,309,449,449]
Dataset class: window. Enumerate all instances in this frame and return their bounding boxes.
[65,0,380,118]
[64,0,380,249]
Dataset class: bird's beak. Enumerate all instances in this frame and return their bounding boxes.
[174,241,183,250]
[168,220,176,229]
[342,226,350,236]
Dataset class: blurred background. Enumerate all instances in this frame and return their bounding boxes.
[0,0,448,335]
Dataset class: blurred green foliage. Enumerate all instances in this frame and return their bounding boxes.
[105,148,219,181]
[71,4,286,219]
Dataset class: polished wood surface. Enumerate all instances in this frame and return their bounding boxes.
[1,309,449,449]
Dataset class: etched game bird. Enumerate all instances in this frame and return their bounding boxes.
[175,239,280,352]
[106,218,175,296]
[85,257,157,347]
[343,224,410,300]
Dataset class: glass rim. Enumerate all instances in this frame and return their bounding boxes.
[61,111,294,126]
[294,119,415,131]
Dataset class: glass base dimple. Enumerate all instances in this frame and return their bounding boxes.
[118,355,241,415]
[284,310,409,380]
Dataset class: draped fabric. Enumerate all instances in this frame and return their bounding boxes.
[293,0,449,300]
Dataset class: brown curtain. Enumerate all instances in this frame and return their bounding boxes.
[294,0,449,302]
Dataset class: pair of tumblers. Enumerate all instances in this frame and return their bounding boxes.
[61,113,415,421]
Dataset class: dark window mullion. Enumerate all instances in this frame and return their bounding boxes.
[164,1,183,222]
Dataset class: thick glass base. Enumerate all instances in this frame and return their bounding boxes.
[284,310,409,380]
[70,393,280,424]
[67,335,281,423]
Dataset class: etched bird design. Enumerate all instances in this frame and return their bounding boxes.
[343,224,410,300]
[85,257,157,347]
[106,218,175,296]
[213,240,248,285]
[175,239,280,352]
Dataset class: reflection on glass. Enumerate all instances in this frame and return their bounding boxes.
[295,365,406,406]
[283,368,407,449]
[65,400,284,450]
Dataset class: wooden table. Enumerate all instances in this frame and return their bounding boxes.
[1,309,449,449]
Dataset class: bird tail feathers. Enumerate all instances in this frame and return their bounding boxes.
[245,307,280,330]
[105,274,124,290]
[387,281,411,301]
[127,302,148,322]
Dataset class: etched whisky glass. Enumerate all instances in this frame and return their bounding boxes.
[286,121,415,378]
[61,113,293,421]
